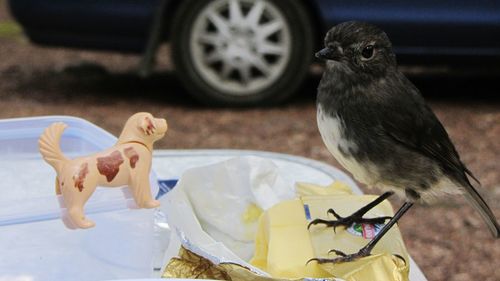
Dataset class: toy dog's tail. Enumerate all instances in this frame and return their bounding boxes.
[39,122,69,172]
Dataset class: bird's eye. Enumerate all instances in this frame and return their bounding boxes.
[361,45,375,59]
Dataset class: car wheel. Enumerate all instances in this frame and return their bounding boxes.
[170,0,314,106]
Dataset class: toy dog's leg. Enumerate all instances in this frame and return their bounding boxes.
[129,166,160,208]
[56,178,79,229]
[68,205,95,229]
[61,174,96,229]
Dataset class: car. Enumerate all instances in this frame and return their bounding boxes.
[9,0,500,106]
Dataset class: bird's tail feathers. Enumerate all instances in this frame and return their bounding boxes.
[462,181,500,238]
[464,167,481,186]
[38,122,69,173]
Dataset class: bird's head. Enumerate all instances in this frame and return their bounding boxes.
[316,21,397,77]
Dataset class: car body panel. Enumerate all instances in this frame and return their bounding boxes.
[9,0,170,52]
[8,0,500,55]
[315,0,500,55]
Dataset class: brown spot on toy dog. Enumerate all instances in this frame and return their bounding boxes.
[97,151,124,182]
[73,163,89,192]
[124,147,139,169]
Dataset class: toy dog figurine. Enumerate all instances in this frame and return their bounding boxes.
[39,112,168,229]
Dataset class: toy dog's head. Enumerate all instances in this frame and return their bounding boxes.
[118,112,168,147]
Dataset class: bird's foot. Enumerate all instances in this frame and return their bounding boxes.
[308,248,371,264]
[307,208,391,233]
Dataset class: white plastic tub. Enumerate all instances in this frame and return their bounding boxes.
[0,116,159,281]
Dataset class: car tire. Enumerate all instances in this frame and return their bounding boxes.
[170,0,315,106]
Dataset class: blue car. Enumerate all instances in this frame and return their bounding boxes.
[9,0,500,105]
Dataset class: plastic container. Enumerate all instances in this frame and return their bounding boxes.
[0,116,159,281]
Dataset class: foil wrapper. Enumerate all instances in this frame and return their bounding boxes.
[159,158,410,281]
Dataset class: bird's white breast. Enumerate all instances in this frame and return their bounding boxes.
[317,105,377,185]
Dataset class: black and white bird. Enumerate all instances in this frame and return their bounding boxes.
[310,21,500,263]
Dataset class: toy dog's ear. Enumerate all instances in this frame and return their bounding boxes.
[139,116,156,136]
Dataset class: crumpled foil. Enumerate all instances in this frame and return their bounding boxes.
[162,247,342,281]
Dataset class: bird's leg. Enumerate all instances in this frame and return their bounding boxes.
[309,202,414,264]
[308,191,394,232]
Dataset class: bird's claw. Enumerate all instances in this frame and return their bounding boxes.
[307,209,356,232]
[307,217,351,233]
[328,249,347,257]
[308,208,392,232]
[327,208,342,219]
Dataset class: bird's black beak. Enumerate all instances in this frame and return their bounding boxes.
[315,47,342,61]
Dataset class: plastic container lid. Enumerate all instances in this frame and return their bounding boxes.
[0,116,159,281]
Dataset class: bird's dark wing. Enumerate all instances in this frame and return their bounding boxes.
[378,75,500,238]
[377,75,479,185]
[380,92,500,237]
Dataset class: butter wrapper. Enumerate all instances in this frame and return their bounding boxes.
[159,157,409,281]
[158,156,296,277]
[250,182,409,281]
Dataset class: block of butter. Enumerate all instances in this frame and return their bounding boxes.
[250,182,410,281]
[251,198,331,278]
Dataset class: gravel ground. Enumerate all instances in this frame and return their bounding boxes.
[1,2,499,280]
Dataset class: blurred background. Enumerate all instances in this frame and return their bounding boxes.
[0,0,499,280]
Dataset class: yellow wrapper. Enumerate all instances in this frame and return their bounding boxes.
[250,182,410,281]
[162,181,410,281]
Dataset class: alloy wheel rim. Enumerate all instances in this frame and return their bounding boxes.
[189,0,292,96]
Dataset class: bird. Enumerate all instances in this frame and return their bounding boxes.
[310,21,500,263]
